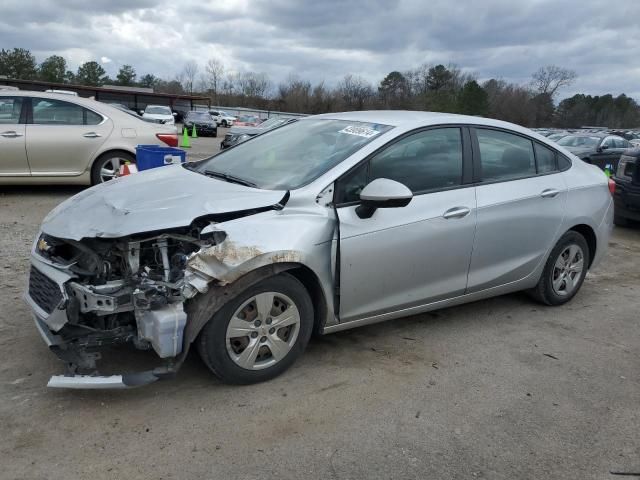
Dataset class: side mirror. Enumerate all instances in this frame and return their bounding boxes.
[172,112,177,116]
[139,110,144,115]
[355,178,413,219]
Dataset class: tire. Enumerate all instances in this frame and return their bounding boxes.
[212,129,217,138]
[197,273,314,384]
[614,214,630,227]
[91,151,135,185]
[530,231,590,306]
[222,120,228,127]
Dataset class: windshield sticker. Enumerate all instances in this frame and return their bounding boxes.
[339,125,381,138]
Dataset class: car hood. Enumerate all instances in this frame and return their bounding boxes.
[143,113,173,121]
[229,125,268,135]
[41,165,287,240]
[191,120,216,126]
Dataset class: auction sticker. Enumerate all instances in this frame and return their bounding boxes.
[339,125,381,138]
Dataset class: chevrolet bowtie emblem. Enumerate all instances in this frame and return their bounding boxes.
[37,237,51,252]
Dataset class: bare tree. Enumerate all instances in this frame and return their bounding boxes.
[338,74,373,110]
[237,71,271,98]
[278,74,312,112]
[531,65,577,98]
[182,60,199,94]
[204,58,225,102]
[222,72,238,96]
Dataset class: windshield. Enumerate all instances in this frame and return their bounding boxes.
[257,118,283,128]
[146,106,171,115]
[557,135,600,147]
[189,112,212,120]
[192,119,393,190]
[548,133,567,141]
[237,115,258,123]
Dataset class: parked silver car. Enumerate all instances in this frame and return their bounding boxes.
[25,111,613,389]
[0,91,179,185]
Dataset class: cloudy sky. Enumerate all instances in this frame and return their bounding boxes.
[2,0,639,99]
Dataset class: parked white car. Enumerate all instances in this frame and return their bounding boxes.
[209,109,236,127]
[141,105,176,125]
[0,91,179,185]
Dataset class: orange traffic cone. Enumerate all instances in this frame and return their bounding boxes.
[118,161,138,177]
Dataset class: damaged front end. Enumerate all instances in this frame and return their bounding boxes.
[26,221,229,388]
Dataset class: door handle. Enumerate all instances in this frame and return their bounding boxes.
[83,132,102,138]
[0,131,23,138]
[443,206,471,219]
[540,188,560,198]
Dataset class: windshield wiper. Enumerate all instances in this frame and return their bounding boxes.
[203,170,257,188]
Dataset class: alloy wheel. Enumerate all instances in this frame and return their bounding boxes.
[99,157,129,182]
[551,244,584,296]
[225,292,301,370]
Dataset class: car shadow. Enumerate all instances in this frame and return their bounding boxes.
[0,185,86,197]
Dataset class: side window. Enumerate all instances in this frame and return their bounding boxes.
[614,137,630,149]
[369,128,463,193]
[601,137,615,149]
[558,154,572,171]
[534,143,558,174]
[0,97,23,124]
[85,109,103,125]
[477,129,535,181]
[32,98,84,125]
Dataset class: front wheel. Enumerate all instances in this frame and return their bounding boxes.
[222,120,228,127]
[530,231,590,306]
[197,274,313,384]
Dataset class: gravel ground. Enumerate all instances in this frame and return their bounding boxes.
[0,160,638,479]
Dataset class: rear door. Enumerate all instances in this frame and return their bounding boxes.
[466,128,567,292]
[0,96,29,176]
[335,127,477,322]
[26,97,113,176]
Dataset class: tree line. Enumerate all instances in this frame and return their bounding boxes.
[1,47,639,129]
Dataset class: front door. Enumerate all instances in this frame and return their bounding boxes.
[335,127,477,322]
[26,97,112,176]
[0,96,29,176]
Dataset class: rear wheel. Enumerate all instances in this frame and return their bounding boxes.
[197,274,313,384]
[530,231,590,306]
[91,151,135,184]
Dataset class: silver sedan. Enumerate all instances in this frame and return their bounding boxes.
[25,111,613,388]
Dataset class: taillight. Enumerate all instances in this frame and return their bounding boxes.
[156,133,178,147]
[608,178,616,195]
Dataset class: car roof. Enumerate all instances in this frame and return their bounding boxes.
[0,89,108,108]
[308,110,544,136]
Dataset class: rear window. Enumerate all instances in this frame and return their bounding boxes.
[32,98,102,125]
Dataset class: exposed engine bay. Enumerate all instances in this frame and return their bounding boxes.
[32,220,229,378]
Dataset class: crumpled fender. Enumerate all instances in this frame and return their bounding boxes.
[183,208,336,295]
[178,208,337,355]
